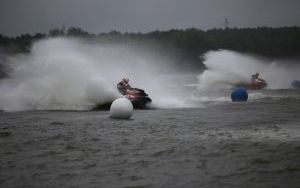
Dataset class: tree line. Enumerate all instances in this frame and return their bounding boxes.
[1,26,300,61]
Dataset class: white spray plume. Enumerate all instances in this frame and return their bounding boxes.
[0,37,198,111]
[3,41,298,111]
[198,50,300,91]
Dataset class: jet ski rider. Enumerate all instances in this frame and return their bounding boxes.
[251,73,263,84]
[117,78,132,95]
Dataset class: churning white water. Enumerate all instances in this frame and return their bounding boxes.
[1,39,299,111]
[197,50,300,91]
[0,37,198,111]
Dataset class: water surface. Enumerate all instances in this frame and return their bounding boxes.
[1,90,300,188]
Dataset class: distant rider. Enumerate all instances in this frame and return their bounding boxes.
[117,78,132,95]
[251,73,263,84]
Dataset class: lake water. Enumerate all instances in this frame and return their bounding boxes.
[1,89,300,188]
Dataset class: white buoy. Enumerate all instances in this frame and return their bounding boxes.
[109,98,133,119]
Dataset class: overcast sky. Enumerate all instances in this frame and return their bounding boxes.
[1,0,300,36]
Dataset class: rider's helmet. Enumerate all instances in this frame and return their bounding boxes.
[256,73,259,77]
[122,78,129,83]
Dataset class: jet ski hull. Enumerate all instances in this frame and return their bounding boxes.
[236,78,267,90]
[125,88,152,109]
[127,96,152,109]
[93,88,152,110]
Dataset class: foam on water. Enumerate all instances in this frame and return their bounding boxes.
[0,37,197,111]
[1,40,299,111]
[196,50,300,102]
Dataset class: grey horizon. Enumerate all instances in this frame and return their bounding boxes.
[1,0,300,36]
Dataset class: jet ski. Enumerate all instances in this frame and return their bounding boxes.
[124,88,152,109]
[92,88,152,110]
[291,80,300,88]
[236,78,267,90]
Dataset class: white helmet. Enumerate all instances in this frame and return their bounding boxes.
[122,78,129,83]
